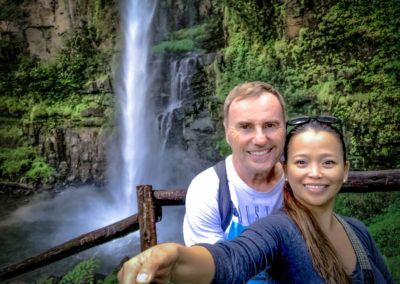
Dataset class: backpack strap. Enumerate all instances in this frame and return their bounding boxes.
[334,214,375,283]
[214,160,233,232]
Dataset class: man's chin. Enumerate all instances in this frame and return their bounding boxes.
[248,163,275,175]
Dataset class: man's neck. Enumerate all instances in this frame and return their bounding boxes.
[234,162,284,192]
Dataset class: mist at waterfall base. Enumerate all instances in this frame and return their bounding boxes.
[0,0,205,281]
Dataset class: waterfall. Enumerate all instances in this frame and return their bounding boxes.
[113,0,159,215]
[0,0,163,279]
[0,1,207,280]
[158,54,199,150]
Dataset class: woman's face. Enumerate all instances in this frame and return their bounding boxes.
[284,129,350,211]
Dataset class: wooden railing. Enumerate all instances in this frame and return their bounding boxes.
[1,169,399,281]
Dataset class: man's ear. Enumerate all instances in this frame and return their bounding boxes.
[223,121,231,145]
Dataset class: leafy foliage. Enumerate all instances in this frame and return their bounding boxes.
[152,38,196,53]
[37,258,119,284]
[151,24,213,54]
[215,138,231,158]
[0,0,27,23]
[59,258,100,284]
[217,0,400,170]
[0,146,53,182]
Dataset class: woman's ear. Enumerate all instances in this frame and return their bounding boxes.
[281,162,288,177]
[344,161,350,182]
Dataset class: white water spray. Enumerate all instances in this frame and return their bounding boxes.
[114,0,159,215]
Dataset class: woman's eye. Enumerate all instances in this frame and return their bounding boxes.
[295,160,307,166]
[323,160,336,166]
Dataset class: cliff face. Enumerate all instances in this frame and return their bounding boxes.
[0,0,224,194]
[0,0,120,193]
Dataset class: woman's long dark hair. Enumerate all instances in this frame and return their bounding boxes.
[283,120,351,284]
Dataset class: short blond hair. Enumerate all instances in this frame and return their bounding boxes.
[223,81,286,125]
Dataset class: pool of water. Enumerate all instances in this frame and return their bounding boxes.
[0,187,185,283]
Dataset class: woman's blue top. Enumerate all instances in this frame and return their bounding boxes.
[201,209,394,283]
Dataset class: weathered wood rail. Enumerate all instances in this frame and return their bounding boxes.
[1,169,399,281]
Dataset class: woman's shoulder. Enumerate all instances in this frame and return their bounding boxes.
[337,214,368,231]
[336,214,374,244]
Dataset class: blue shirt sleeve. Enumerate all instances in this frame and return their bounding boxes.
[200,211,395,283]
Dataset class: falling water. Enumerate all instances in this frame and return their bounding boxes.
[158,54,199,150]
[113,0,159,216]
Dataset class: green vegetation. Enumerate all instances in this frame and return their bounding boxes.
[0,146,53,182]
[151,24,212,54]
[0,125,23,142]
[0,0,117,104]
[215,138,231,158]
[37,258,119,284]
[59,258,101,284]
[0,0,118,187]
[152,38,196,53]
[216,0,400,170]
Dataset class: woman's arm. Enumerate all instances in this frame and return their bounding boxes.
[118,243,215,284]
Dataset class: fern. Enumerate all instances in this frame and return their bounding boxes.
[59,258,100,284]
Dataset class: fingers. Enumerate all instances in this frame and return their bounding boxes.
[118,251,155,284]
[118,244,179,284]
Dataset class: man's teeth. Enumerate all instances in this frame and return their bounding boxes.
[305,185,325,189]
[251,149,270,156]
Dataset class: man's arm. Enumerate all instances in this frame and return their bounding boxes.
[118,243,214,284]
[183,167,225,246]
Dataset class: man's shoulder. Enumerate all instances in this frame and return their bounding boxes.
[190,164,219,184]
[186,162,221,198]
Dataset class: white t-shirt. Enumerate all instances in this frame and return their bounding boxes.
[183,155,284,246]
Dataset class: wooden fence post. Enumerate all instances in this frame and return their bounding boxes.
[137,185,158,251]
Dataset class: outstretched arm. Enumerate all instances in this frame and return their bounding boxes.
[118,243,215,284]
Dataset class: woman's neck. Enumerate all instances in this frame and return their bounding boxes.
[309,206,336,234]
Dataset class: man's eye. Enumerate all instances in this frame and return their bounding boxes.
[241,124,251,129]
[264,123,275,128]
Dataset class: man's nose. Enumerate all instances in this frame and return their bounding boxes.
[253,127,267,145]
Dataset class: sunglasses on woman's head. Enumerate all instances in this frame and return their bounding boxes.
[286,115,342,132]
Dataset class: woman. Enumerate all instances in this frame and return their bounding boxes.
[118,116,394,284]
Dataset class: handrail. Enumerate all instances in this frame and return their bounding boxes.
[0,211,141,281]
[1,169,399,281]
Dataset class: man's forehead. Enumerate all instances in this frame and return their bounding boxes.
[231,92,280,105]
[229,93,283,114]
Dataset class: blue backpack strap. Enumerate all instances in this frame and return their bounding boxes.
[214,160,233,232]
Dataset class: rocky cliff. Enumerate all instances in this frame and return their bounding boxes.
[0,0,225,194]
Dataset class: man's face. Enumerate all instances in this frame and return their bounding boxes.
[224,93,286,179]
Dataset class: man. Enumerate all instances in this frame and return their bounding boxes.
[183,81,287,247]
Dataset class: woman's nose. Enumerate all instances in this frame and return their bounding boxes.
[308,164,322,178]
